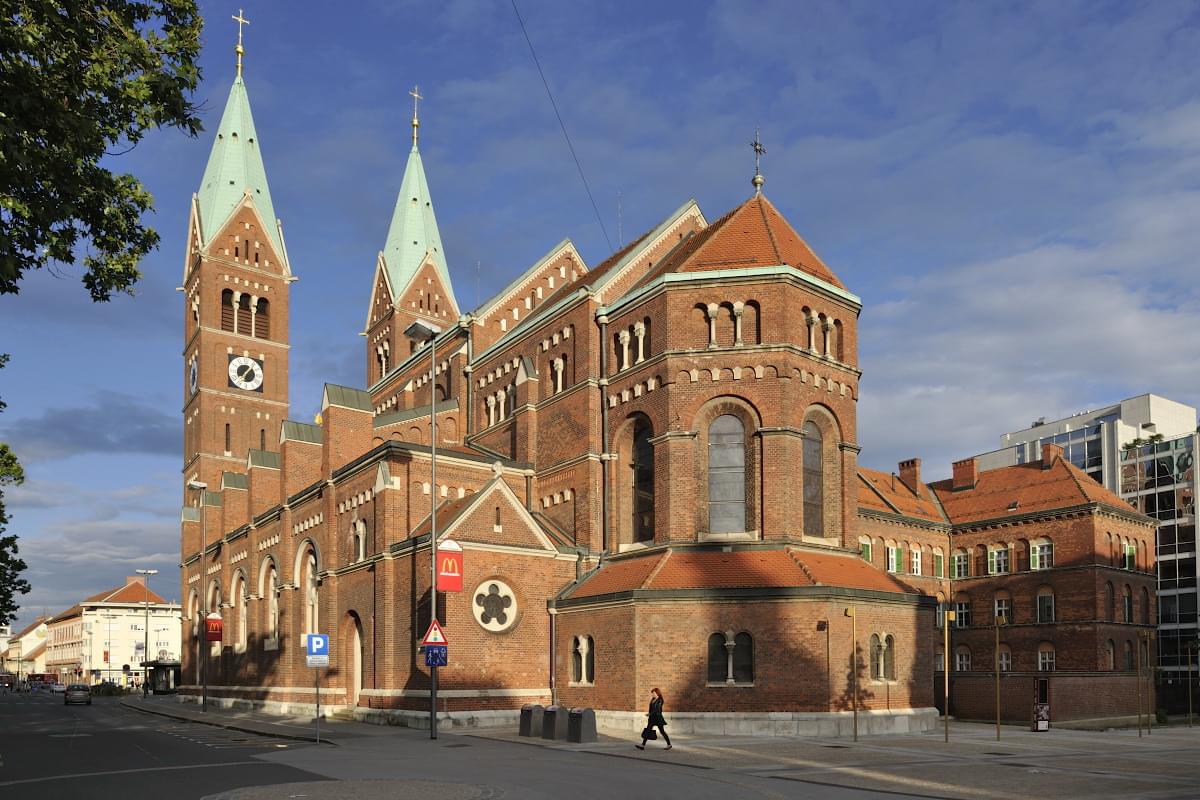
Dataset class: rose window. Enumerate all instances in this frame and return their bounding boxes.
[473,579,517,633]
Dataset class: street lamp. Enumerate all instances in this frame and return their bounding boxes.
[188,479,208,711]
[943,607,956,743]
[136,568,158,697]
[844,607,857,742]
[404,318,442,741]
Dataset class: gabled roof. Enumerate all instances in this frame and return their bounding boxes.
[472,239,585,321]
[381,143,457,312]
[49,605,83,624]
[84,581,167,606]
[636,194,845,290]
[11,616,48,640]
[196,76,284,258]
[930,456,1143,526]
[858,467,946,523]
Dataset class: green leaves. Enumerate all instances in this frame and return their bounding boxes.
[0,0,203,301]
[0,354,28,624]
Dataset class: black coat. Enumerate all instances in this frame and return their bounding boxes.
[647,696,667,727]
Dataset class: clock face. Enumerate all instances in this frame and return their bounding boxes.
[227,355,264,392]
[188,360,198,395]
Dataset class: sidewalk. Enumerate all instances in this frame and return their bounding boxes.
[121,694,396,746]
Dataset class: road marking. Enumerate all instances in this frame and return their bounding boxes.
[0,761,267,787]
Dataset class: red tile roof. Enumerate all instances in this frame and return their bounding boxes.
[857,468,945,523]
[931,456,1140,526]
[83,581,167,606]
[638,195,845,289]
[568,548,913,597]
[794,549,917,593]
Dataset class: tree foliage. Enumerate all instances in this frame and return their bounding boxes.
[0,0,203,301]
[0,354,30,625]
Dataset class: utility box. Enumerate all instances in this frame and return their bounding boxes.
[519,703,544,737]
[541,704,569,740]
[567,707,597,743]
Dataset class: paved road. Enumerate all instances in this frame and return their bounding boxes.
[0,692,325,799]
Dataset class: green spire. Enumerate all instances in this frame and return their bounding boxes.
[196,75,284,259]
[381,140,457,310]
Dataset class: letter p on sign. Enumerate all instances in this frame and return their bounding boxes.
[305,633,329,667]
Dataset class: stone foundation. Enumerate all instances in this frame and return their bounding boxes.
[594,707,940,737]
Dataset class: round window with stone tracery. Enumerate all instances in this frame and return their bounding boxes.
[472,579,517,633]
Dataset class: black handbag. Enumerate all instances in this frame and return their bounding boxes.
[641,725,658,740]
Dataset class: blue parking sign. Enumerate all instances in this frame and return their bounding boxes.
[306,633,329,667]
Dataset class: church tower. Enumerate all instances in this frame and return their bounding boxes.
[363,87,458,387]
[181,19,292,498]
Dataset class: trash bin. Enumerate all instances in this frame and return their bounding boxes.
[567,707,597,743]
[519,703,544,737]
[541,704,569,740]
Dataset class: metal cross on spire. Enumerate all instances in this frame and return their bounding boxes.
[232,9,250,76]
[410,85,423,146]
[751,129,766,194]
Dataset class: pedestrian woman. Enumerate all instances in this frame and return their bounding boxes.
[636,687,672,750]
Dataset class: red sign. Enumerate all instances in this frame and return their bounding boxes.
[437,539,463,592]
[422,619,448,646]
[205,612,224,642]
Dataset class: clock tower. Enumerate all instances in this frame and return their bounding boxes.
[180,46,292,500]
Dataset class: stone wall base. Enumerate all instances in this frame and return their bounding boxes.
[176,693,518,730]
[593,707,941,738]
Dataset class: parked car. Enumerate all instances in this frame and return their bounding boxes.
[64,684,92,706]
[51,683,67,694]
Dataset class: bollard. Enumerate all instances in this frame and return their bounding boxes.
[519,703,544,737]
[541,704,569,740]
[567,707,597,743]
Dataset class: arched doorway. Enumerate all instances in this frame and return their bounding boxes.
[347,612,364,707]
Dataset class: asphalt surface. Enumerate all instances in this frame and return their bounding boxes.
[0,691,325,799]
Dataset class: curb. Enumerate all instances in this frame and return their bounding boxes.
[120,698,340,746]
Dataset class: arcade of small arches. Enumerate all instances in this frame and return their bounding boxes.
[220,289,271,339]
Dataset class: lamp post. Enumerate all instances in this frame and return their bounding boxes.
[944,607,956,743]
[136,568,158,697]
[188,480,208,711]
[404,319,442,741]
[994,615,1007,741]
[844,607,857,742]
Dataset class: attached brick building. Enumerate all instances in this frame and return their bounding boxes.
[177,66,1153,733]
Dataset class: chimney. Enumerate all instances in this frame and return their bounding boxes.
[1041,442,1064,469]
[952,457,978,490]
[898,458,922,492]
[126,575,145,586]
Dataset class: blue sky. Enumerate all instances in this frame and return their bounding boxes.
[4,0,1200,631]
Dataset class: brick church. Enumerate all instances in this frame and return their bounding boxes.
[179,59,1157,733]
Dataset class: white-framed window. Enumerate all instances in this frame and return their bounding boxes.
[1037,590,1055,623]
[987,547,1009,575]
[955,649,971,672]
[954,599,971,628]
[994,597,1011,623]
[1038,647,1056,672]
[952,552,970,578]
[1030,541,1053,570]
[910,549,922,576]
[998,647,1012,672]
[886,545,902,573]
[935,647,945,671]
[860,540,873,562]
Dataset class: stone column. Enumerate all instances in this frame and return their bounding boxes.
[805,310,816,351]
[617,330,631,371]
[733,301,745,347]
[633,321,646,363]
[822,318,833,359]
[706,303,719,348]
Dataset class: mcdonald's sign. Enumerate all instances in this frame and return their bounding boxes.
[437,539,463,593]
[205,612,224,642]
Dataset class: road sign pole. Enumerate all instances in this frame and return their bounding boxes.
[316,666,320,745]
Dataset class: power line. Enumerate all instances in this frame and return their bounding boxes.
[510,0,613,252]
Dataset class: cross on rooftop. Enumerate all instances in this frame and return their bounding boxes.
[751,129,766,194]
[233,9,250,76]
[410,85,423,145]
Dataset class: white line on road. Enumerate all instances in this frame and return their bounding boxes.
[0,761,267,787]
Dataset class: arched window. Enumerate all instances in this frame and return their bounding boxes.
[255,298,270,339]
[954,645,971,672]
[935,647,945,672]
[267,563,279,640]
[1037,643,1056,672]
[1105,582,1115,622]
[1030,538,1053,570]
[571,636,584,683]
[706,633,727,683]
[884,634,896,680]
[802,421,824,536]
[1123,585,1134,623]
[1141,586,1151,624]
[1037,587,1055,623]
[1106,639,1116,671]
[221,289,235,331]
[303,548,319,635]
[1124,640,1134,671]
[233,572,248,649]
[225,423,231,454]
[632,418,654,542]
[708,414,746,533]
[237,293,252,335]
[998,643,1012,672]
[869,633,882,679]
[584,635,595,684]
[732,632,754,683]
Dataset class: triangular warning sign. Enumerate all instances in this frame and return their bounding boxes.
[422,619,448,646]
